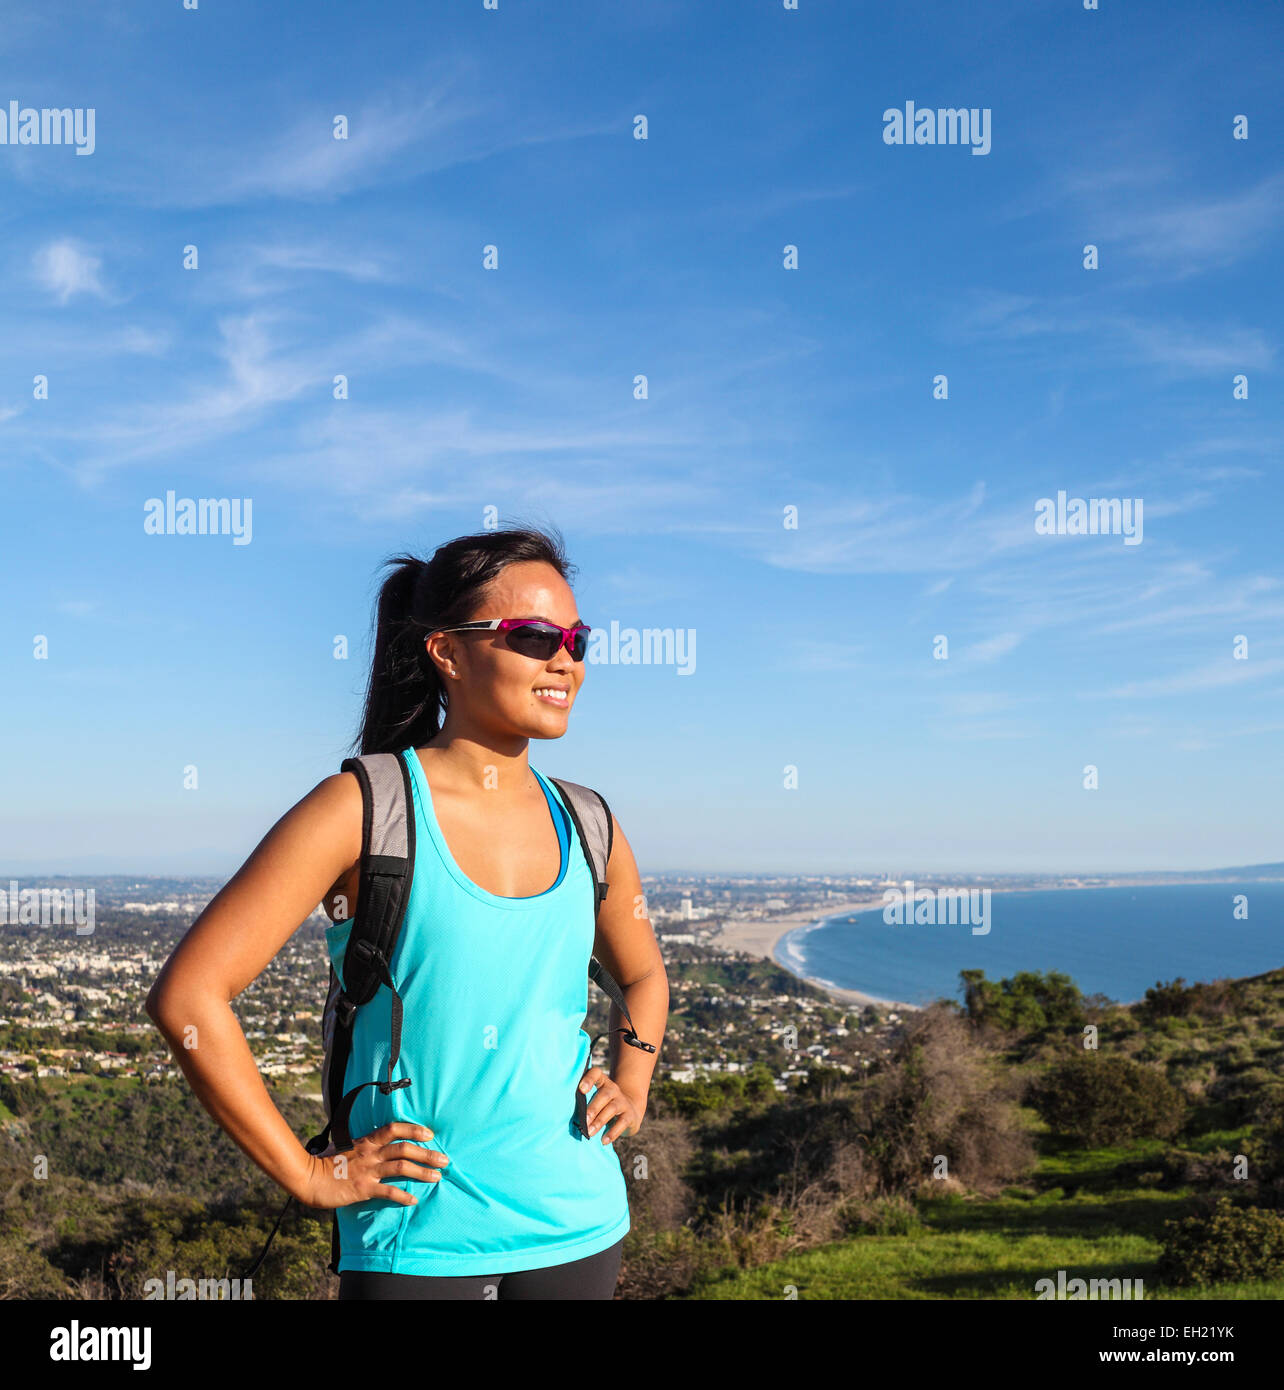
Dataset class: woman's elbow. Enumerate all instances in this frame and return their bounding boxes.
[143,978,171,1028]
[144,971,192,1031]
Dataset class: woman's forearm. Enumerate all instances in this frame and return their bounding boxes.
[608,970,668,1113]
[145,988,316,1202]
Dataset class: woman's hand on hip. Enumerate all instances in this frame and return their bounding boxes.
[300,1121,449,1208]
[579,1067,644,1144]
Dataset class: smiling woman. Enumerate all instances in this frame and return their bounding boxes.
[144,523,668,1302]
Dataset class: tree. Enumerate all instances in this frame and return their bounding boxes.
[960,969,1085,1033]
[1029,1053,1186,1146]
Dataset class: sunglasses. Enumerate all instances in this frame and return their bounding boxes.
[432,618,592,662]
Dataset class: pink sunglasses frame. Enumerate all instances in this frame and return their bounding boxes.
[430,617,592,661]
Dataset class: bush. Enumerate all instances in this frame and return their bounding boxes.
[842,1193,922,1236]
[612,1116,697,1234]
[0,1076,42,1118]
[1115,1148,1238,1193]
[858,1004,1036,1194]
[649,1064,776,1119]
[959,969,1085,1034]
[1156,1197,1284,1286]
[1029,1053,1186,1146]
[1251,1081,1284,1186]
[1140,977,1245,1024]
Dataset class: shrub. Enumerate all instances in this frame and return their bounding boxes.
[1116,1148,1237,1192]
[1140,977,1245,1024]
[612,1116,697,1233]
[1251,1081,1284,1186]
[1156,1196,1284,1286]
[1029,1053,1186,1146]
[859,1004,1036,1193]
[959,969,1085,1034]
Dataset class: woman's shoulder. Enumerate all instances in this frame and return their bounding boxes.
[290,769,366,853]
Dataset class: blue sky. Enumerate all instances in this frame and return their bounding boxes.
[2,0,1282,876]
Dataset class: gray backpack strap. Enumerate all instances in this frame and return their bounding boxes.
[547,777,613,912]
[321,753,416,1140]
[335,752,415,1008]
[549,777,657,1064]
[247,750,417,1282]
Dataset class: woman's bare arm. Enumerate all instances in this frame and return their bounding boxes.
[588,814,669,1122]
[143,772,443,1205]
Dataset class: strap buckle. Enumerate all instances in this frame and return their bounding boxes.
[304,1128,333,1156]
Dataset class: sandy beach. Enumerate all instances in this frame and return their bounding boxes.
[709,896,923,1012]
[708,879,1169,1013]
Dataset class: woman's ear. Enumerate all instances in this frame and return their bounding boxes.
[423,632,455,680]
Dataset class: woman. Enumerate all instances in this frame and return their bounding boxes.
[145,525,668,1300]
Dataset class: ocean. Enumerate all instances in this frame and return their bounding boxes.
[774,881,1284,1008]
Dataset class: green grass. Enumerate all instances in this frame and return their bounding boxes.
[683,1188,1284,1300]
[680,1132,1282,1300]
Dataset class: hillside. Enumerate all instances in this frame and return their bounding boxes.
[2,961,1281,1299]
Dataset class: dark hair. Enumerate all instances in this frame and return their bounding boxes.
[354,524,576,755]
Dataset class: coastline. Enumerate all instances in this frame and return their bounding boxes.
[708,882,1083,1011]
[709,896,924,1012]
[708,879,1283,1013]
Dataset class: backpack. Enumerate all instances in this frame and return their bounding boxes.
[244,751,655,1280]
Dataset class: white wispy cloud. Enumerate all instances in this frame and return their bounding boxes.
[54,312,322,474]
[1094,171,1284,277]
[32,238,107,303]
[934,690,1024,718]
[225,241,398,298]
[1104,656,1284,699]
[962,632,1023,664]
[1115,316,1274,374]
[945,289,1275,376]
[75,69,614,209]
[756,481,1008,575]
[784,640,869,673]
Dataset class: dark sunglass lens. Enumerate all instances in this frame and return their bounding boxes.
[570,630,588,660]
[508,624,561,659]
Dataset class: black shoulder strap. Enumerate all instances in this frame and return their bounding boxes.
[322,752,416,1164]
[337,752,416,1007]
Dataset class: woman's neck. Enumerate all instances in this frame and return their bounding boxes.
[419,730,534,794]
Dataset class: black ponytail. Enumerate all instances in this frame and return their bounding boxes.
[354,524,576,756]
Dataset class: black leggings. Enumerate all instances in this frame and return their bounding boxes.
[337,1238,623,1301]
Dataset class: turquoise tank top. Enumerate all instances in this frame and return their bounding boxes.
[324,747,631,1275]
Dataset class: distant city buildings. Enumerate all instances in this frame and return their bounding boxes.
[0,871,965,1094]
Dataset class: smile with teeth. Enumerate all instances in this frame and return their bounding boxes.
[533,687,569,705]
